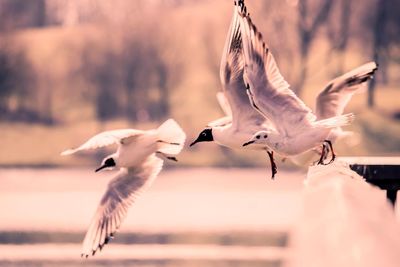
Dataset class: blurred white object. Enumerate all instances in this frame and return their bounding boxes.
[61,119,186,257]
[286,160,400,267]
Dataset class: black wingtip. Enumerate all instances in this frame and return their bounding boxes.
[167,156,178,162]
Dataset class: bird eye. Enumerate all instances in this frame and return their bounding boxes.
[256,135,260,139]
[264,134,268,138]
[202,132,207,137]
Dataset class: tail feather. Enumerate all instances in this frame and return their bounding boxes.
[60,149,76,156]
[156,119,186,155]
[314,113,355,129]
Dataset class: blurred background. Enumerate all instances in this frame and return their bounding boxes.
[0,0,399,167]
[0,0,399,266]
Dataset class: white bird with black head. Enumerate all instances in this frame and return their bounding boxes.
[190,1,278,177]
[61,119,186,257]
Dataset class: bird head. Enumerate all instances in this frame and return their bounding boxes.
[95,157,116,172]
[190,128,214,147]
[243,130,270,147]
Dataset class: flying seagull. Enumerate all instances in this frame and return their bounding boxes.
[61,119,186,257]
[237,1,355,165]
[190,1,279,178]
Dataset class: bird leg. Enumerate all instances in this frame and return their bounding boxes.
[324,140,336,164]
[322,142,330,162]
[316,142,328,165]
[267,150,277,179]
[315,140,336,165]
[156,151,178,162]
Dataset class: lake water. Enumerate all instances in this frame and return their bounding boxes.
[0,167,305,266]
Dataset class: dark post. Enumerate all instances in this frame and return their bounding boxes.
[340,157,400,208]
[386,190,397,207]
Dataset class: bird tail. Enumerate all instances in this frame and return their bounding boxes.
[156,119,186,155]
[314,113,355,129]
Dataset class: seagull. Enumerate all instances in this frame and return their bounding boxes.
[238,2,354,164]
[190,1,279,177]
[61,119,186,257]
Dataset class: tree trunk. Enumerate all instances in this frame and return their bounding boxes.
[296,0,332,97]
[368,0,388,108]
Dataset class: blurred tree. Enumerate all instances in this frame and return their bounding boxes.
[296,0,333,96]
[326,0,352,76]
[0,45,15,111]
[0,42,38,122]
[121,37,170,122]
[203,21,221,85]
[82,48,121,121]
[355,0,400,108]
[80,26,172,123]
[260,0,298,85]
[368,0,388,108]
[0,0,46,31]
[154,57,170,119]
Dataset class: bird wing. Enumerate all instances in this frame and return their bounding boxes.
[207,116,232,128]
[61,129,143,155]
[216,92,232,117]
[238,3,316,134]
[81,155,163,257]
[316,62,378,119]
[219,2,267,131]
[207,93,232,127]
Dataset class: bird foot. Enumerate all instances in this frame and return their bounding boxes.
[267,151,277,179]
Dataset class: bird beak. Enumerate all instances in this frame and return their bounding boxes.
[242,140,255,147]
[189,139,198,147]
[95,164,108,172]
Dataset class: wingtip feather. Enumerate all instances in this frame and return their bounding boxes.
[60,149,76,156]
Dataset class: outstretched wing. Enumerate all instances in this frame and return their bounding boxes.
[81,155,163,257]
[207,116,232,128]
[219,2,266,130]
[237,2,316,134]
[207,93,232,128]
[61,129,143,155]
[216,92,232,117]
[316,62,378,119]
